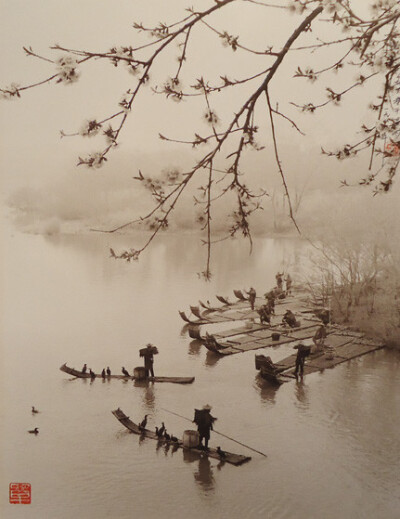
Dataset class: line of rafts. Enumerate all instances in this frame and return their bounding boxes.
[112,408,251,466]
[60,364,194,385]
[179,290,251,323]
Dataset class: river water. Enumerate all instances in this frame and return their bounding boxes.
[1,229,399,519]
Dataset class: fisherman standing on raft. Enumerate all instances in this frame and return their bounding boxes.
[246,287,257,311]
[140,343,158,378]
[193,405,216,450]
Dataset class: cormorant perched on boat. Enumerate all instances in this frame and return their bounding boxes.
[139,414,149,430]
[122,367,130,377]
[170,434,178,443]
[28,427,39,434]
[157,422,166,438]
[106,366,111,376]
[31,406,39,414]
[82,363,87,374]
[216,446,226,459]
[163,430,171,441]
[101,369,106,379]
[89,369,96,379]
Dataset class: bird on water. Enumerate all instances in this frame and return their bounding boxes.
[31,406,39,414]
[28,428,39,434]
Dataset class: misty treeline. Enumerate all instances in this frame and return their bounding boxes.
[304,231,400,344]
[2,0,400,277]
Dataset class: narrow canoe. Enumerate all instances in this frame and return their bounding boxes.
[111,408,251,466]
[60,364,195,384]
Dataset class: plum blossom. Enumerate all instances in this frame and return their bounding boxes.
[204,109,219,125]
[321,0,342,14]
[56,55,80,84]
[0,83,20,100]
[286,1,307,14]
[79,119,102,137]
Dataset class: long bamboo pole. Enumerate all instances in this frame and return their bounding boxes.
[161,407,267,458]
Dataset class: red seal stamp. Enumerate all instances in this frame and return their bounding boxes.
[9,483,31,504]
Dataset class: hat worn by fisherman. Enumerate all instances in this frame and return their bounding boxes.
[202,404,212,411]
[147,343,153,348]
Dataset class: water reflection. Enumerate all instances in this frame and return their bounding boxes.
[204,351,221,367]
[142,386,156,410]
[183,450,215,493]
[294,378,309,408]
[254,375,279,404]
[188,339,203,356]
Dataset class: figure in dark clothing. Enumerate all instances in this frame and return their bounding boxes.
[193,405,216,450]
[257,304,271,325]
[141,344,157,378]
[247,287,256,310]
[293,344,311,377]
[319,309,330,325]
[264,290,276,314]
[82,363,87,374]
[285,273,292,295]
[276,273,283,290]
[106,366,111,376]
[313,325,327,350]
[282,309,299,328]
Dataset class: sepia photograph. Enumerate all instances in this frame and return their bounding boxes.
[1,1,400,518]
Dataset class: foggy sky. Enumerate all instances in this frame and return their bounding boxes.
[1,0,399,231]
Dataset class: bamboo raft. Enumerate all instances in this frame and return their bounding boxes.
[60,364,195,384]
[182,286,386,379]
[111,408,251,466]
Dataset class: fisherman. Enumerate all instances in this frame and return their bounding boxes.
[193,404,216,450]
[293,343,311,377]
[141,343,156,378]
[81,363,87,374]
[247,287,257,311]
[264,290,276,314]
[313,324,327,350]
[276,272,283,290]
[257,304,271,325]
[282,309,299,328]
[319,309,330,325]
[285,273,292,295]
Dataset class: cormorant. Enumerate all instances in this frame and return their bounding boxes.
[101,369,106,379]
[170,434,178,442]
[31,406,39,414]
[216,446,226,459]
[158,422,165,437]
[122,367,130,377]
[163,430,171,441]
[82,363,87,374]
[89,369,96,379]
[139,414,149,430]
[28,427,39,434]
[106,366,111,376]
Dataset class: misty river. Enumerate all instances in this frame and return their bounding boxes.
[1,228,400,519]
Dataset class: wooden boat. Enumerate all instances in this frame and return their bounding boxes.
[233,289,247,301]
[60,364,195,384]
[178,311,208,325]
[199,300,217,312]
[112,408,251,466]
[188,326,202,340]
[255,355,287,385]
[216,295,231,305]
[190,305,204,320]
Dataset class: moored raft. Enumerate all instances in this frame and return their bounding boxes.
[111,408,251,466]
[60,364,195,384]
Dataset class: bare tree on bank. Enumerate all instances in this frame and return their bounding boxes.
[2,0,400,278]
